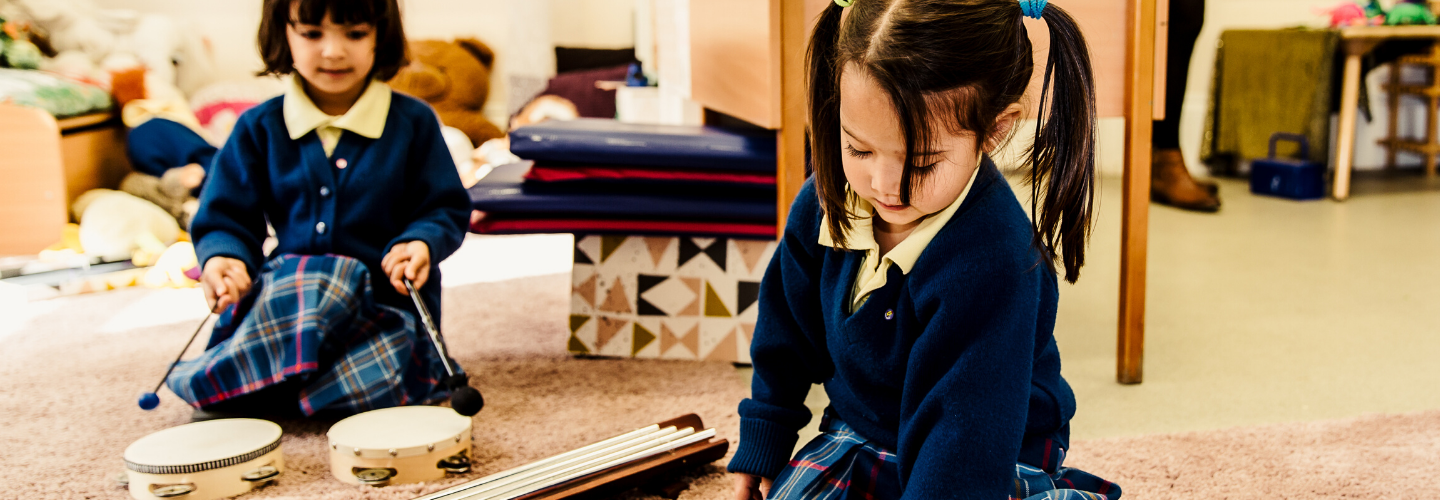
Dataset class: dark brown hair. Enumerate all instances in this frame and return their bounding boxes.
[257,0,409,81]
[809,0,1096,282]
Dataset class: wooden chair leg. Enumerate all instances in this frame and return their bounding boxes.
[1388,61,1401,169]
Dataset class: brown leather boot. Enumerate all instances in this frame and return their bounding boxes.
[1151,149,1220,212]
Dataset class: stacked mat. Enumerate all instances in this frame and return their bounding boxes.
[467,118,778,239]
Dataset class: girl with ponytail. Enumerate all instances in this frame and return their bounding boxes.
[729,0,1119,498]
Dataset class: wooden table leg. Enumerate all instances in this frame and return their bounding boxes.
[1333,48,1366,200]
[1118,0,1157,385]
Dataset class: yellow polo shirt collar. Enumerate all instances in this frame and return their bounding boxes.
[819,165,980,312]
[283,76,391,157]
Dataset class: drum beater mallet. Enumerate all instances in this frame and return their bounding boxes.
[405,277,485,417]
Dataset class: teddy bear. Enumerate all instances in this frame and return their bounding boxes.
[389,38,505,147]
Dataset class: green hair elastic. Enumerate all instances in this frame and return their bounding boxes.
[835,0,854,7]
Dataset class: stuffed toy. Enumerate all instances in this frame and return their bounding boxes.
[389,38,504,147]
[0,16,42,68]
[7,0,215,95]
[1386,0,1437,25]
[71,188,180,263]
[119,167,202,228]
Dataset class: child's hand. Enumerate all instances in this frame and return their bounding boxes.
[201,257,252,312]
[382,240,432,294]
[731,473,772,500]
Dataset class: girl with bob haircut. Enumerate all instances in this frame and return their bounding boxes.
[171,0,472,419]
[729,0,1122,498]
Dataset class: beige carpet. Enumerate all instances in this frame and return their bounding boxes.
[3,273,1437,499]
[0,274,742,500]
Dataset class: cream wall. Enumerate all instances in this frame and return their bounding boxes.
[94,0,636,130]
[1177,0,1418,173]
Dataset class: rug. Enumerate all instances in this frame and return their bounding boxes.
[2,273,1437,499]
[0,274,743,500]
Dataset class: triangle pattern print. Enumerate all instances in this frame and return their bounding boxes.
[704,327,739,362]
[643,237,672,268]
[733,239,772,274]
[574,245,594,265]
[677,278,702,316]
[600,235,627,263]
[661,322,701,358]
[595,316,629,350]
[599,279,632,314]
[635,274,668,316]
[737,281,761,316]
[679,237,727,272]
[573,274,598,308]
[633,323,657,356]
[704,281,732,318]
[567,315,592,355]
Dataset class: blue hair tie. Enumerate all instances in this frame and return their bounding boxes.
[1020,0,1047,19]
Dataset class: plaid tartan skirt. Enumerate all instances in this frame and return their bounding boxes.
[165,254,454,416]
[769,411,1121,500]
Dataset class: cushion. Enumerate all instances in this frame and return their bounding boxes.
[0,68,112,117]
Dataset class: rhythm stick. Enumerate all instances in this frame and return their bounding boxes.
[404,278,484,417]
[138,309,217,410]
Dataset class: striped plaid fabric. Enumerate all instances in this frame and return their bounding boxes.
[769,412,1121,500]
[166,254,454,415]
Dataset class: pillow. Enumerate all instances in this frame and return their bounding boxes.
[537,64,630,119]
[0,68,112,117]
[554,47,636,74]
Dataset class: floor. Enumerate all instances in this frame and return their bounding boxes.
[742,171,1440,450]
[8,169,1436,451]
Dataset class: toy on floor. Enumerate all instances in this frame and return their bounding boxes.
[120,419,283,500]
[403,277,484,417]
[389,38,505,147]
[414,414,726,500]
[119,167,202,228]
[72,189,180,263]
[326,406,472,486]
[139,241,199,289]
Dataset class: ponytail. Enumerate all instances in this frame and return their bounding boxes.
[808,3,853,248]
[1027,5,1096,284]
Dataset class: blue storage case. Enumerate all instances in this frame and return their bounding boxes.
[1250,133,1325,200]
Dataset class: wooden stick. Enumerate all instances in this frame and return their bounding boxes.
[413,425,666,500]
[469,430,718,500]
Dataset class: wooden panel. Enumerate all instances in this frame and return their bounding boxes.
[1023,0,1129,119]
[1152,0,1168,121]
[59,120,132,212]
[776,0,825,235]
[1118,0,1157,384]
[690,0,782,128]
[0,105,66,255]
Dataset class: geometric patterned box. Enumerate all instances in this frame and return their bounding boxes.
[568,235,777,363]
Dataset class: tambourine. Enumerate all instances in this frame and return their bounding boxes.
[121,419,284,500]
[327,405,473,486]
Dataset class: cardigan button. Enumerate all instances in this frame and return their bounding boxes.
[316,222,327,234]
[336,158,348,169]
[319,186,331,197]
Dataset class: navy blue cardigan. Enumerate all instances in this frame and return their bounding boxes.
[191,92,471,320]
[727,159,1077,499]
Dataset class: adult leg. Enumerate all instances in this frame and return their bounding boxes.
[1151,0,1221,212]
